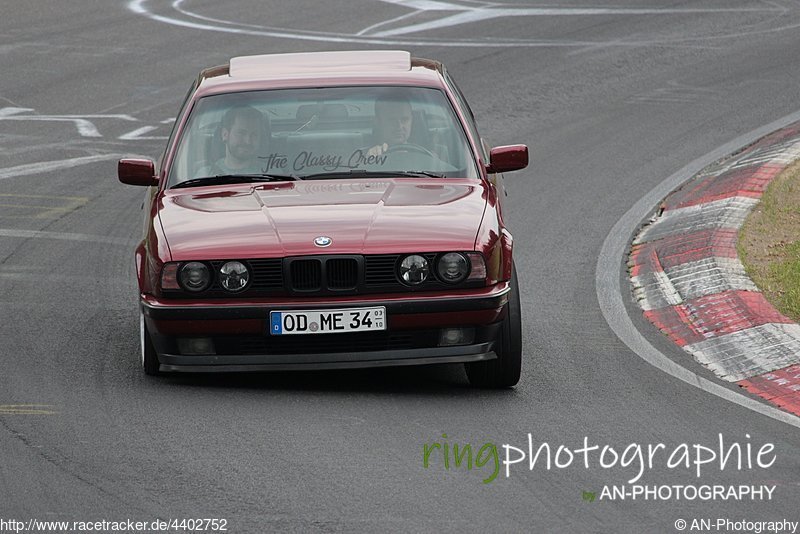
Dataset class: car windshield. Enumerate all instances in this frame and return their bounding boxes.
[168,86,479,187]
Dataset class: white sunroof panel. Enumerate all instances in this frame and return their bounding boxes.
[229,51,411,78]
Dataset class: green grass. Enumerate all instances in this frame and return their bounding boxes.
[738,160,800,321]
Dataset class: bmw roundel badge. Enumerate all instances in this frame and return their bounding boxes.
[314,236,332,247]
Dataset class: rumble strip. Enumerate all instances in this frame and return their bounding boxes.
[629,123,800,416]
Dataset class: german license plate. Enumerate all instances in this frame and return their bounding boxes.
[270,307,386,335]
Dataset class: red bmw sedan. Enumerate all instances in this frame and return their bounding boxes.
[119,50,527,387]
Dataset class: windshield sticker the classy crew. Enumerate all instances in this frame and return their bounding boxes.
[260,150,390,173]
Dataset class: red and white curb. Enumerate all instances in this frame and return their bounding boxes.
[629,123,800,416]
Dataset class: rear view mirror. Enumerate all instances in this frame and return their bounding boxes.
[118,158,158,186]
[486,145,528,174]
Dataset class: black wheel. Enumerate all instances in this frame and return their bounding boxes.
[465,264,522,388]
[140,312,162,376]
[384,143,437,157]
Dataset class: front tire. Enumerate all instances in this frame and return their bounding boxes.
[140,312,161,376]
[465,264,522,388]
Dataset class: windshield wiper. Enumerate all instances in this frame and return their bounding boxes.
[302,170,445,180]
[172,173,299,189]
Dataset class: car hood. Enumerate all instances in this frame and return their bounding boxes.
[158,179,488,260]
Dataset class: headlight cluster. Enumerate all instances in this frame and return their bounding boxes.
[162,261,251,293]
[437,252,469,283]
[179,262,211,292]
[399,255,430,285]
[218,261,249,292]
[398,252,485,286]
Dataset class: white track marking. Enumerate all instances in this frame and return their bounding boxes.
[596,109,800,430]
[119,125,168,140]
[371,6,783,37]
[1,116,102,137]
[356,11,425,37]
[128,0,785,49]
[358,0,474,39]
[0,155,125,180]
[0,272,130,283]
[377,0,469,9]
[0,107,33,118]
[0,228,134,246]
[0,107,138,138]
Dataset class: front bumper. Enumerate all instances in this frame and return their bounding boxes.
[141,284,509,372]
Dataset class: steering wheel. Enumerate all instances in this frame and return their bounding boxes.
[384,143,437,158]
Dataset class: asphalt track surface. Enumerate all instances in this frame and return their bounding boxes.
[1,1,799,532]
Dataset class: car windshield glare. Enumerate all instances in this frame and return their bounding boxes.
[168,86,479,187]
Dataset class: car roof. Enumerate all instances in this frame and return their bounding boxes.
[194,50,447,97]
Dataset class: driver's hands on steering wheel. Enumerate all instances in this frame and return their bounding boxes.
[367,142,437,158]
[366,143,389,157]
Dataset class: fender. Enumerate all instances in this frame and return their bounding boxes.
[473,182,512,282]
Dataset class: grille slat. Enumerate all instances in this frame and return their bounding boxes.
[288,257,358,292]
[365,255,399,285]
[327,258,358,290]
[249,259,283,290]
[290,259,322,291]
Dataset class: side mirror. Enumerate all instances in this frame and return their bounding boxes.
[118,158,158,186]
[486,145,528,174]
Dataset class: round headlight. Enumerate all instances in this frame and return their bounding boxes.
[437,252,469,284]
[219,261,250,292]
[399,254,429,285]
[179,262,211,292]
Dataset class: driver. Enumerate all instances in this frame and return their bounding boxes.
[204,105,267,175]
[366,95,414,157]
